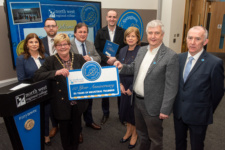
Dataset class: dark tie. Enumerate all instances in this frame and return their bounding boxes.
[81,43,86,56]
[183,56,194,82]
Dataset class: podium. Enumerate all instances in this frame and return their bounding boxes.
[0,80,51,150]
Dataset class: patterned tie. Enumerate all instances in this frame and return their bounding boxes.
[183,56,194,82]
[81,43,86,56]
[51,38,55,54]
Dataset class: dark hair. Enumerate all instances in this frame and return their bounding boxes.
[74,23,88,33]
[44,18,57,26]
[22,33,45,59]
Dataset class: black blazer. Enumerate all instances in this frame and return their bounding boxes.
[94,25,126,65]
[41,36,50,56]
[173,51,224,125]
[34,52,88,120]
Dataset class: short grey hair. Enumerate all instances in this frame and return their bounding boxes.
[146,20,165,33]
[188,26,208,41]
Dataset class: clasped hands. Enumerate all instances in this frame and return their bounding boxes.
[120,84,132,96]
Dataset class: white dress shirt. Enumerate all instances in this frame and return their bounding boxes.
[31,54,42,69]
[108,26,116,42]
[75,38,87,55]
[133,44,161,96]
[74,38,93,61]
[47,36,56,56]
[183,49,204,78]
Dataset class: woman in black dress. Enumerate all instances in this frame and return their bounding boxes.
[118,27,141,149]
[34,33,88,150]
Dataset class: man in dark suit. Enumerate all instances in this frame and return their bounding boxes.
[70,23,101,132]
[42,18,58,56]
[94,10,126,124]
[42,18,59,139]
[114,20,179,150]
[173,26,224,150]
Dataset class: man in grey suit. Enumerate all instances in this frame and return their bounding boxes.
[114,20,179,150]
[71,23,100,63]
[70,23,101,142]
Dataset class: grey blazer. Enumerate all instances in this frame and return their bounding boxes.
[70,38,101,63]
[120,43,179,116]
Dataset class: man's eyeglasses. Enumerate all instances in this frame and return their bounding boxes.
[45,25,57,28]
[56,44,69,47]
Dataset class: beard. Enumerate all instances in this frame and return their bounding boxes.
[48,31,57,37]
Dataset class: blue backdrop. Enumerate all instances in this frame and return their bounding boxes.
[5,0,101,67]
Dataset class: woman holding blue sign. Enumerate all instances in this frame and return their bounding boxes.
[34,33,88,150]
[118,27,141,149]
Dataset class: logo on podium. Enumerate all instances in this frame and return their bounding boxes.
[15,94,26,107]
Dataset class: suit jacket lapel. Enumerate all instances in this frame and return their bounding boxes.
[180,53,188,84]
[185,50,207,83]
[147,44,166,74]
[28,57,38,70]
[135,47,148,74]
[85,41,91,55]
[114,27,119,42]
[71,38,80,54]
[42,37,50,56]
[120,46,128,63]
[103,27,110,41]
[39,57,45,65]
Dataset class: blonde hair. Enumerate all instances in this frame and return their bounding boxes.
[54,33,71,46]
[124,27,141,45]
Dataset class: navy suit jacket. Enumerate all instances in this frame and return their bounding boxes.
[42,36,50,56]
[16,54,48,81]
[118,45,140,91]
[173,50,224,125]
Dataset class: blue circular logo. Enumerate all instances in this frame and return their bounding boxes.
[117,10,144,40]
[82,61,101,81]
[81,4,99,27]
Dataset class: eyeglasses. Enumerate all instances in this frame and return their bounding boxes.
[56,44,69,47]
[45,25,57,28]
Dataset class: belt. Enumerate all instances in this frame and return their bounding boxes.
[135,92,144,99]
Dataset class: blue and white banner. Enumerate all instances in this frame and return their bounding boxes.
[67,61,121,100]
[5,0,101,67]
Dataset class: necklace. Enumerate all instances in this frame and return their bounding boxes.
[54,53,74,70]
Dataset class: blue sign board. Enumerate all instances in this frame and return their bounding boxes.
[67,61,121,100]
